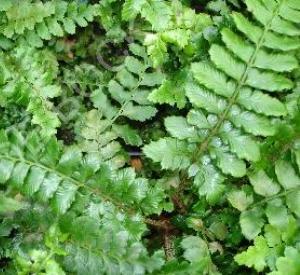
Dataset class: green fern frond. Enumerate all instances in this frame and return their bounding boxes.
[59,200,166,274]
[76,109,127,169]
[0,192,25,215]
[122,0,172,31]
[0,0,99,47]
[0,129,168,216]
[91,43,163,122]
[0,126,170,273]
[144,0,299,202]
[148,70,189,109]
[0,44,61,136]
[230,118,300,272]
[123,0,212,67]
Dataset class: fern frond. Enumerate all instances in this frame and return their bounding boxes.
[0,192,25,215]
[91,43,163,122]
[232,12,300,51]
[144,138,194,170]
[221,28,298,72]
[0,44,61,136]
[0,129,168,216]
[63,220,165,275]
[230,120,300,273]
[0,0,99,47]
[124,0,212,67]
[149,70,188,109]
[0,127,170,273]
[122,0,172,31]
[144,0,299,202]
[76,109,130,169]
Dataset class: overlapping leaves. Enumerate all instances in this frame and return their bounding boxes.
[0,129,168,215]
[0,128,169,273]
[0,44,61,136]
[0,0,99,47]
[91,43,163,123]
[229,119,300,273]
[144,0,299,202]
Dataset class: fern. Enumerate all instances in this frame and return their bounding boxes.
[76,109,129,169]
[144,0,299,202]
[98,0,126,42]
[0,192,25,215]
[0,0,99,47]
[0,129,169,214]
[148,70,189,109]
[0,43,61,136]
[0,128,169,273]
[62,43,163,154]
[233,157,300,273]
[123,0,212,67]
[122,0,172,31]
[1,0,300,273]
[91,43,163,123]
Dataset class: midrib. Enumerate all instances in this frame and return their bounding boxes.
[0,154,137,215]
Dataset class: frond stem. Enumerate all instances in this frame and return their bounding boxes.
[248,185,300,210]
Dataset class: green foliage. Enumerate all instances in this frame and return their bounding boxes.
[0,128,168,273]
[0,193,25,215]
[0,129,168,215]
[91,43,163,123]
[1,0,300,274]
[235,236,269,271]
[144,0,298,203]
[0,0,99,47]
[230,117,300,272]
[0,43,61,136]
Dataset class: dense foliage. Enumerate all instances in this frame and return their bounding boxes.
[0,0,300,274]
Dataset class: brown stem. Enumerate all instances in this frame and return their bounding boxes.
[171,172,190,215]
[144,218,174,231]
[171,194,188,215]
[163,230,175,261]
[144,217,176,260]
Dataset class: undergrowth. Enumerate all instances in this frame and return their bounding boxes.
[0,0,299,274]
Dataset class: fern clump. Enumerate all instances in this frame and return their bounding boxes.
[1,0,300,274]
